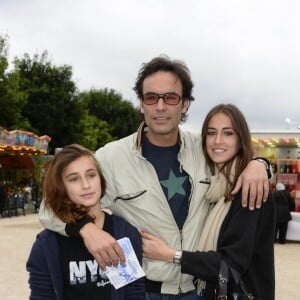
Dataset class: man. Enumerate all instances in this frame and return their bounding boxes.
[39,55,270,299]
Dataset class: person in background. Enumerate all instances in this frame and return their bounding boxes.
[142,104,275,299]
[28,174,38,202]
[0,184,7,217]
[27,144,144,300]
[273,182,296,244]
[38,56,271,300]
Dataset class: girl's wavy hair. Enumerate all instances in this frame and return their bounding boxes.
[201,104,254,201]
[43,144,106,224]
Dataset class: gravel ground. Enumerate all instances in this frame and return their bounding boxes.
[0,213,299,299]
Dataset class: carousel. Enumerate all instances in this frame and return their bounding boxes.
[0,127,51,217]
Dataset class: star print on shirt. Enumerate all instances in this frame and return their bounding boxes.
[160,169,188,200]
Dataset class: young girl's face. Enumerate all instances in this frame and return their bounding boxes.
[206,112,240,168]
[62,155,101,209]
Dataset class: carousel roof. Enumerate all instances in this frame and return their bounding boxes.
[0,127,51,169]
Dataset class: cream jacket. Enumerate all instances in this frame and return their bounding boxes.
[97,124,209,294]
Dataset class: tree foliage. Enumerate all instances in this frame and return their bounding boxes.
[0,35,28,129]
[14,51,85,153]
[0,34,140,153]
[78,113,113,151]
[80,88,141,139]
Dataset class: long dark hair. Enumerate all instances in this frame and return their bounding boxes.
[202,104,254,199]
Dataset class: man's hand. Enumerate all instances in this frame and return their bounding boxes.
[231,160,269,210]
[80,223,125,270]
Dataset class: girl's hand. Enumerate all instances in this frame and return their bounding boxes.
[141,230,176,263]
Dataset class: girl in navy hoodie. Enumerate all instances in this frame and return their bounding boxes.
[27,144,144,300]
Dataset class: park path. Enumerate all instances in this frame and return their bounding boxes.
[0,213,299,299]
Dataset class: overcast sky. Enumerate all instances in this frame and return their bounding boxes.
[1,0,300,133]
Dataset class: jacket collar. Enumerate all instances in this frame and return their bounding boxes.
[135,121,184,150]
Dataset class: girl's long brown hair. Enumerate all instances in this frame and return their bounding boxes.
[43,144,106,223]
[201,104,254,201]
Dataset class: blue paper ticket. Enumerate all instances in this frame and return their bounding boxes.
[104,237,145,289]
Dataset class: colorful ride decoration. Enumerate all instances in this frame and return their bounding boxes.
[0,127,51,156]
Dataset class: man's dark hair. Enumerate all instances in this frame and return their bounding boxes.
[133,55,194,122]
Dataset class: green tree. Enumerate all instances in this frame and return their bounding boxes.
[14,51,85,153]
[1,35,140,151]
[78,113,114,151]
[80,88,141,139]
[0,35,28,129]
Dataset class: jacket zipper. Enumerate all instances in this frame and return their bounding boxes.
[178,229,183,294]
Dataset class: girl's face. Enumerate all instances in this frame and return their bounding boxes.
[205,112,240,168]
[62,155,101,210]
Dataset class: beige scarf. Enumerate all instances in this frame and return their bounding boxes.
[198,172,232,251]
[197,163,235,293]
